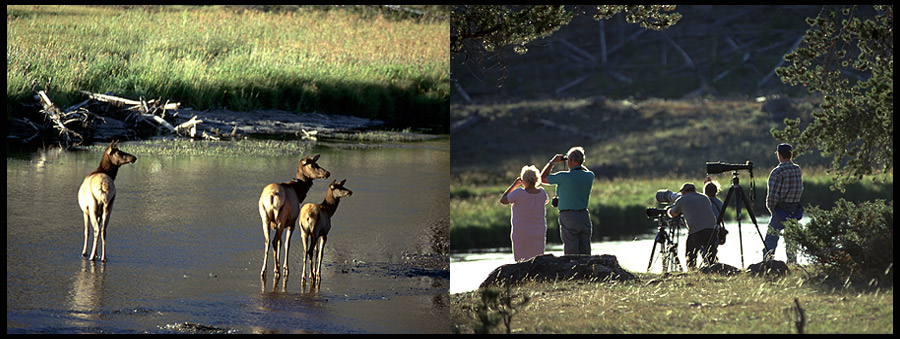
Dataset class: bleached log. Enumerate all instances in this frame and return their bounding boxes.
[555,74,590,95]
[80,90,180,110]
[175,116,203,137]
[558,38,596,63]
[455,82,474,105]
[139,113,175,132]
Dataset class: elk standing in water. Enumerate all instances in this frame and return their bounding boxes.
[258,154,330,279]
[78,140,137,262]
[299,179,353,286]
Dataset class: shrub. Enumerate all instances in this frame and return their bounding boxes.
[785,199,893,286]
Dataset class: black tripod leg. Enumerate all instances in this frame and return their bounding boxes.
[647,235,659,272]
[716,186,735,226]
[737,186,770,254]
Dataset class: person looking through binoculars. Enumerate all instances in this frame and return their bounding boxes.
[667,183,718,270]
[763,143,803,264]
[540,146,594,255]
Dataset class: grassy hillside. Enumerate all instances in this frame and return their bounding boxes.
[7,5,449,130]
[451,97,834,183]
[451,5,828,103]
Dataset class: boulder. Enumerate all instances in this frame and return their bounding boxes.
[479,254,637,289]
[748,260,790,276]
[698,263,742,275]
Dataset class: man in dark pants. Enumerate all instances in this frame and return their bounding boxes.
[540,146,594,255]
[764,143,803,263]
[668,183,718,270]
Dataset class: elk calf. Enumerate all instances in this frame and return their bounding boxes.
[78,140,137,262]
[259,154,330,279]
[299,179,353,285]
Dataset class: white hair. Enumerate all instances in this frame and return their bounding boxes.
[520,165,541,187]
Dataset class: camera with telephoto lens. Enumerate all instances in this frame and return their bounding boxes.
[655,189,681,204]
[706,160,753,174]
[645,207,668,218]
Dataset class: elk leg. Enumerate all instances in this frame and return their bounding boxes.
[272,228,283,277]
[99,210,109,262]
[299,230,309,283]
[260,220,271,278]
[99,200,113,262]
[82,211,91,257]
[315,235,327,284]
[87,207,101,261]
[282,227,292,277]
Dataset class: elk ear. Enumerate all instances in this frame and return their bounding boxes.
[311,154,320,162]
[340,179,346,185]
[300,155,308,164]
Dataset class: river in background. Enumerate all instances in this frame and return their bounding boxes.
[7,137,449,333]
[450,217,810,294]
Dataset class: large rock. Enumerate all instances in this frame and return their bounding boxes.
[479,254,637,289]
[698,262,742,275]
[748,260,790,276]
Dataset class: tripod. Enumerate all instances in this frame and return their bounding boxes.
[715,171,769,269]
[647,215,684,274]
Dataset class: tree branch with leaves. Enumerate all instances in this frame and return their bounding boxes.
[451,5,681,87]
[773,5,892,191]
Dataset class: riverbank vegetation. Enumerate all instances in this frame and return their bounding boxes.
[451,267,893,333]
[7,5,449,130]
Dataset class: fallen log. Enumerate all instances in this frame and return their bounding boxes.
[79,90,180,110]
[175,116,204,138]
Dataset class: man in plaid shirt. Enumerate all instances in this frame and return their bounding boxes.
[763,143,803,263]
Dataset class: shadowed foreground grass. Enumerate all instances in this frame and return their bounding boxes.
[451,268,893,334]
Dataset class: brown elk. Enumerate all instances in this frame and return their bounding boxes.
[299,179,353,285]
[78,140,137,262]
[258,154,330,279]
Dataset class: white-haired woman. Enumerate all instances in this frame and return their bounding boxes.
[500,165,549,261]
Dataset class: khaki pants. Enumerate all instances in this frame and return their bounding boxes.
[558,209,592,255]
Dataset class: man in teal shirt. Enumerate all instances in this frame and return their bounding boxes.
[541,146,595,255]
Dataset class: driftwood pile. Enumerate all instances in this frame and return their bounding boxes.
[13,79,225,149]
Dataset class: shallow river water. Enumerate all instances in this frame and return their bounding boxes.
[7,138,449,333]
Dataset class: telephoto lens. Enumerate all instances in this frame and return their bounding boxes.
[655,189,681,204]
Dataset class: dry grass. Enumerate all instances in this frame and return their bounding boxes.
[452,269,893,334]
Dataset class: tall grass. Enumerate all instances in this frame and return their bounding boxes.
[6,5,449,129]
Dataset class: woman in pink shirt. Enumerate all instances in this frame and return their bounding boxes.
[500,165,549,261]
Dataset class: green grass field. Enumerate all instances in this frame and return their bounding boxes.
[7,5,449,129]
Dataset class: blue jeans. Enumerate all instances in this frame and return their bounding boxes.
[764,206,802,263]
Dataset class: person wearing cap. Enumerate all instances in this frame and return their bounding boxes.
[540,146,594,255]
[668,182,718,269]
[763,143,803,263]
